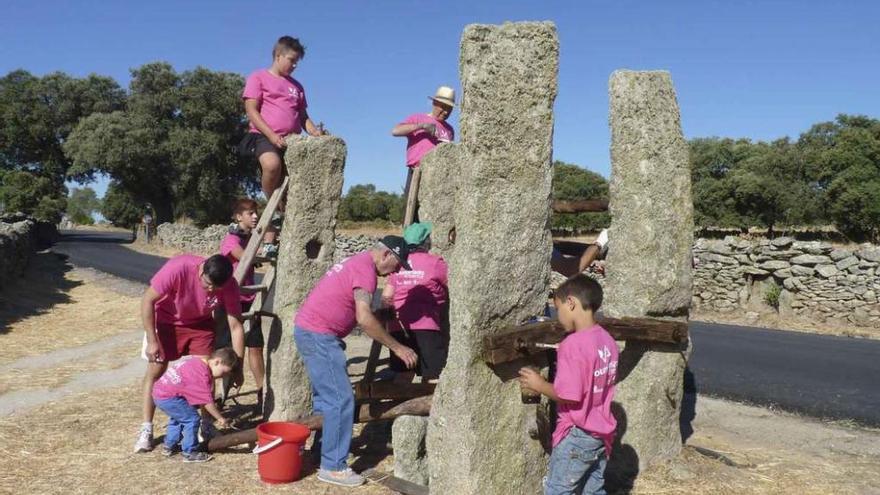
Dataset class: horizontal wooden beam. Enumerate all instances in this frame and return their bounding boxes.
[354,381,436,401]
[483,316,688,365]
[552,199,609,213]
[207,395,432,452]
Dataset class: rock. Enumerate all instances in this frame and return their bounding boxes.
[742,266,770,276]
[418,143,464,258]
[267,135,346,421]
[791,254,832,266]
[393,416,429,486]
[707,242,733,256]
[734,254,752,264]
[778,289,796,317]
[704,253,738,265]
[852,307,871,325]
[864,290,876,300]
[770,236,793,248]
[427,22,558,495]
[857,246,880,263]
[793,241,833,255]
[758,260,790,271]
[835,256,859,271]
[744,311,760,323]
[830,249,851,262]
[790,265,815,277]
[774,268,793,279]
[603,69,692,475]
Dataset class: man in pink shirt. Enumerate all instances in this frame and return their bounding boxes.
[133,254,246,454]
[381,222,449,382]
[294,236,418,488]
[519,274,619,495]
[242,35,327,250]
[391,86,456,220]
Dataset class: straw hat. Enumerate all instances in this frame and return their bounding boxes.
[429,86,456,107]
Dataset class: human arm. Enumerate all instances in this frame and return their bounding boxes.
[354,288,417,368]
[391,122,435,137]
[202,401,229,428]
[225,313,246,387]
[517,367,578,405]
[299,108,327,136]
[244,98,286,148]
[380,281,395,308]
[141,287,162,362]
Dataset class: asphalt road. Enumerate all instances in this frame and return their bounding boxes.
[54,230,880,426]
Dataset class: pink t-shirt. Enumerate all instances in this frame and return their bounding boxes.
[242,69,308,136]
[295,252,378,338]
[150,254,242,327]
[387,252,448,331]
[220,232,255,304]
[552,325,619,453]
[151,356,214,406]
[400,113,454,167]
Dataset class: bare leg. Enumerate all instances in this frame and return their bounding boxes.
[258,151,285,244]
[578,245,601,273]
[142,362,167,423]
[247,346,265,390]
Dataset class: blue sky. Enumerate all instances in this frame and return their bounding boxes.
[2,0,878,199]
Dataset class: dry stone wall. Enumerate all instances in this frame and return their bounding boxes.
[694,236,880,327]
[0,214,37,289]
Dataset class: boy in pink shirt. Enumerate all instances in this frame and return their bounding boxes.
[242,35,327,250]
[152,348,237,462]
[381,222,449,382]
[391,86,456,220]
[519,274,619,495]
[134,254,245,453]
[218,198,266,404]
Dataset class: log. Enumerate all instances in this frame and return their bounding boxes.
[207,395,433,451]
[551,199,609,213]
[483,316,688,365]
[354,381,436,401]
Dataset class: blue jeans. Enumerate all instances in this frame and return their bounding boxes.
[545,427,607,495]
[155,397,202,454]
[294,326,354,471]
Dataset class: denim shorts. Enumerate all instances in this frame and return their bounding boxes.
[544,427,607,495]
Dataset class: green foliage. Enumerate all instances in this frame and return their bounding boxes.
[551,161,610,233]
[0,69,123,221]
[764,283,781,309]
[0,170,67,223]
[64,63,257,225]
[66,187,101,225]
[101,182,142,228]
[338,184,405,223]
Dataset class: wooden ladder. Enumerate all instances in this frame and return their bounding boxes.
[220,176,290,406]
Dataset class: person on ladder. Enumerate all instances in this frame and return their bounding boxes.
[241,35,328,256]
[391,85,456,223]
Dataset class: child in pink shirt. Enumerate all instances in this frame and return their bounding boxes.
[242,35,327,250]
[519,274,619,495]
[152,348,237,462]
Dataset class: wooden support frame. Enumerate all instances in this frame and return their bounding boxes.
[354,381,436,401]
[483,316,688,365]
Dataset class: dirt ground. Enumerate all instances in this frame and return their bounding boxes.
[2,251,880,494]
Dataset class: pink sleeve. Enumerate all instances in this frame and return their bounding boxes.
[219,234,238,257]
[435,257,449,286]
[553,342,585,403]
[242,71,263,101]
[351,265,378,294]
[150,258,180,296]
[400,113,421,125]
[222,280,242,316]
[182,362,215,406]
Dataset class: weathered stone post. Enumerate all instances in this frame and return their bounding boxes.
[604,71,693,475]
[426,22,558,495]
[416,143,464,258]
[264,135,346,421]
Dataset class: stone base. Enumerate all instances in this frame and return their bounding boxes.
[392,415,429,486]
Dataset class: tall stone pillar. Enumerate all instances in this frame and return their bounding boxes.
[416,143,463,258]
[426,22,558,495]
[264,135,346,421]
[604,71,693,475]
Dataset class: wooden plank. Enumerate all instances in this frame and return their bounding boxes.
[403,166,422,227]
[207,395,432,452]
[363,469,429,495]
[483,316,688,365]
[354,381,436,401]
[233,176,289,284]
[552,198,609,213]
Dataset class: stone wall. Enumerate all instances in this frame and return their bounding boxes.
[694,236,880,327]
[0,214,37,289]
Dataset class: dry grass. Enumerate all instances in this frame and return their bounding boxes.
[0,254,140,366]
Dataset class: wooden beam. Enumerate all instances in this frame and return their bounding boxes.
[207,395,432,452]
[483,316,688,365]
[552,199,609,213]
[233,176,289,284]
[354,381,436,401]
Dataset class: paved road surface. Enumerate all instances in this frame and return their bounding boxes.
[55,230,880,426]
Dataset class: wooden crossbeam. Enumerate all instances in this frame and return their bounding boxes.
[207,395,432,452]
[483,316,688,365]
[354,381,435,401]
[551,199,609,213]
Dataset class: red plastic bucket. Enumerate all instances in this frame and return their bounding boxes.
[254,422,311,484]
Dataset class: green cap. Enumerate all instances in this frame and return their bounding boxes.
[403,222,433,246]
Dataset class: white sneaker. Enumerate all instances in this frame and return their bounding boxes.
[133,427,153,453]
[317,468,365,487]
[595,229,609,249]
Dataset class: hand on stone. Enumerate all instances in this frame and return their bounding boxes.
[393,345,418,369]
[418,123,436,136]
[518,367,545,393]
[270,133,287,148]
